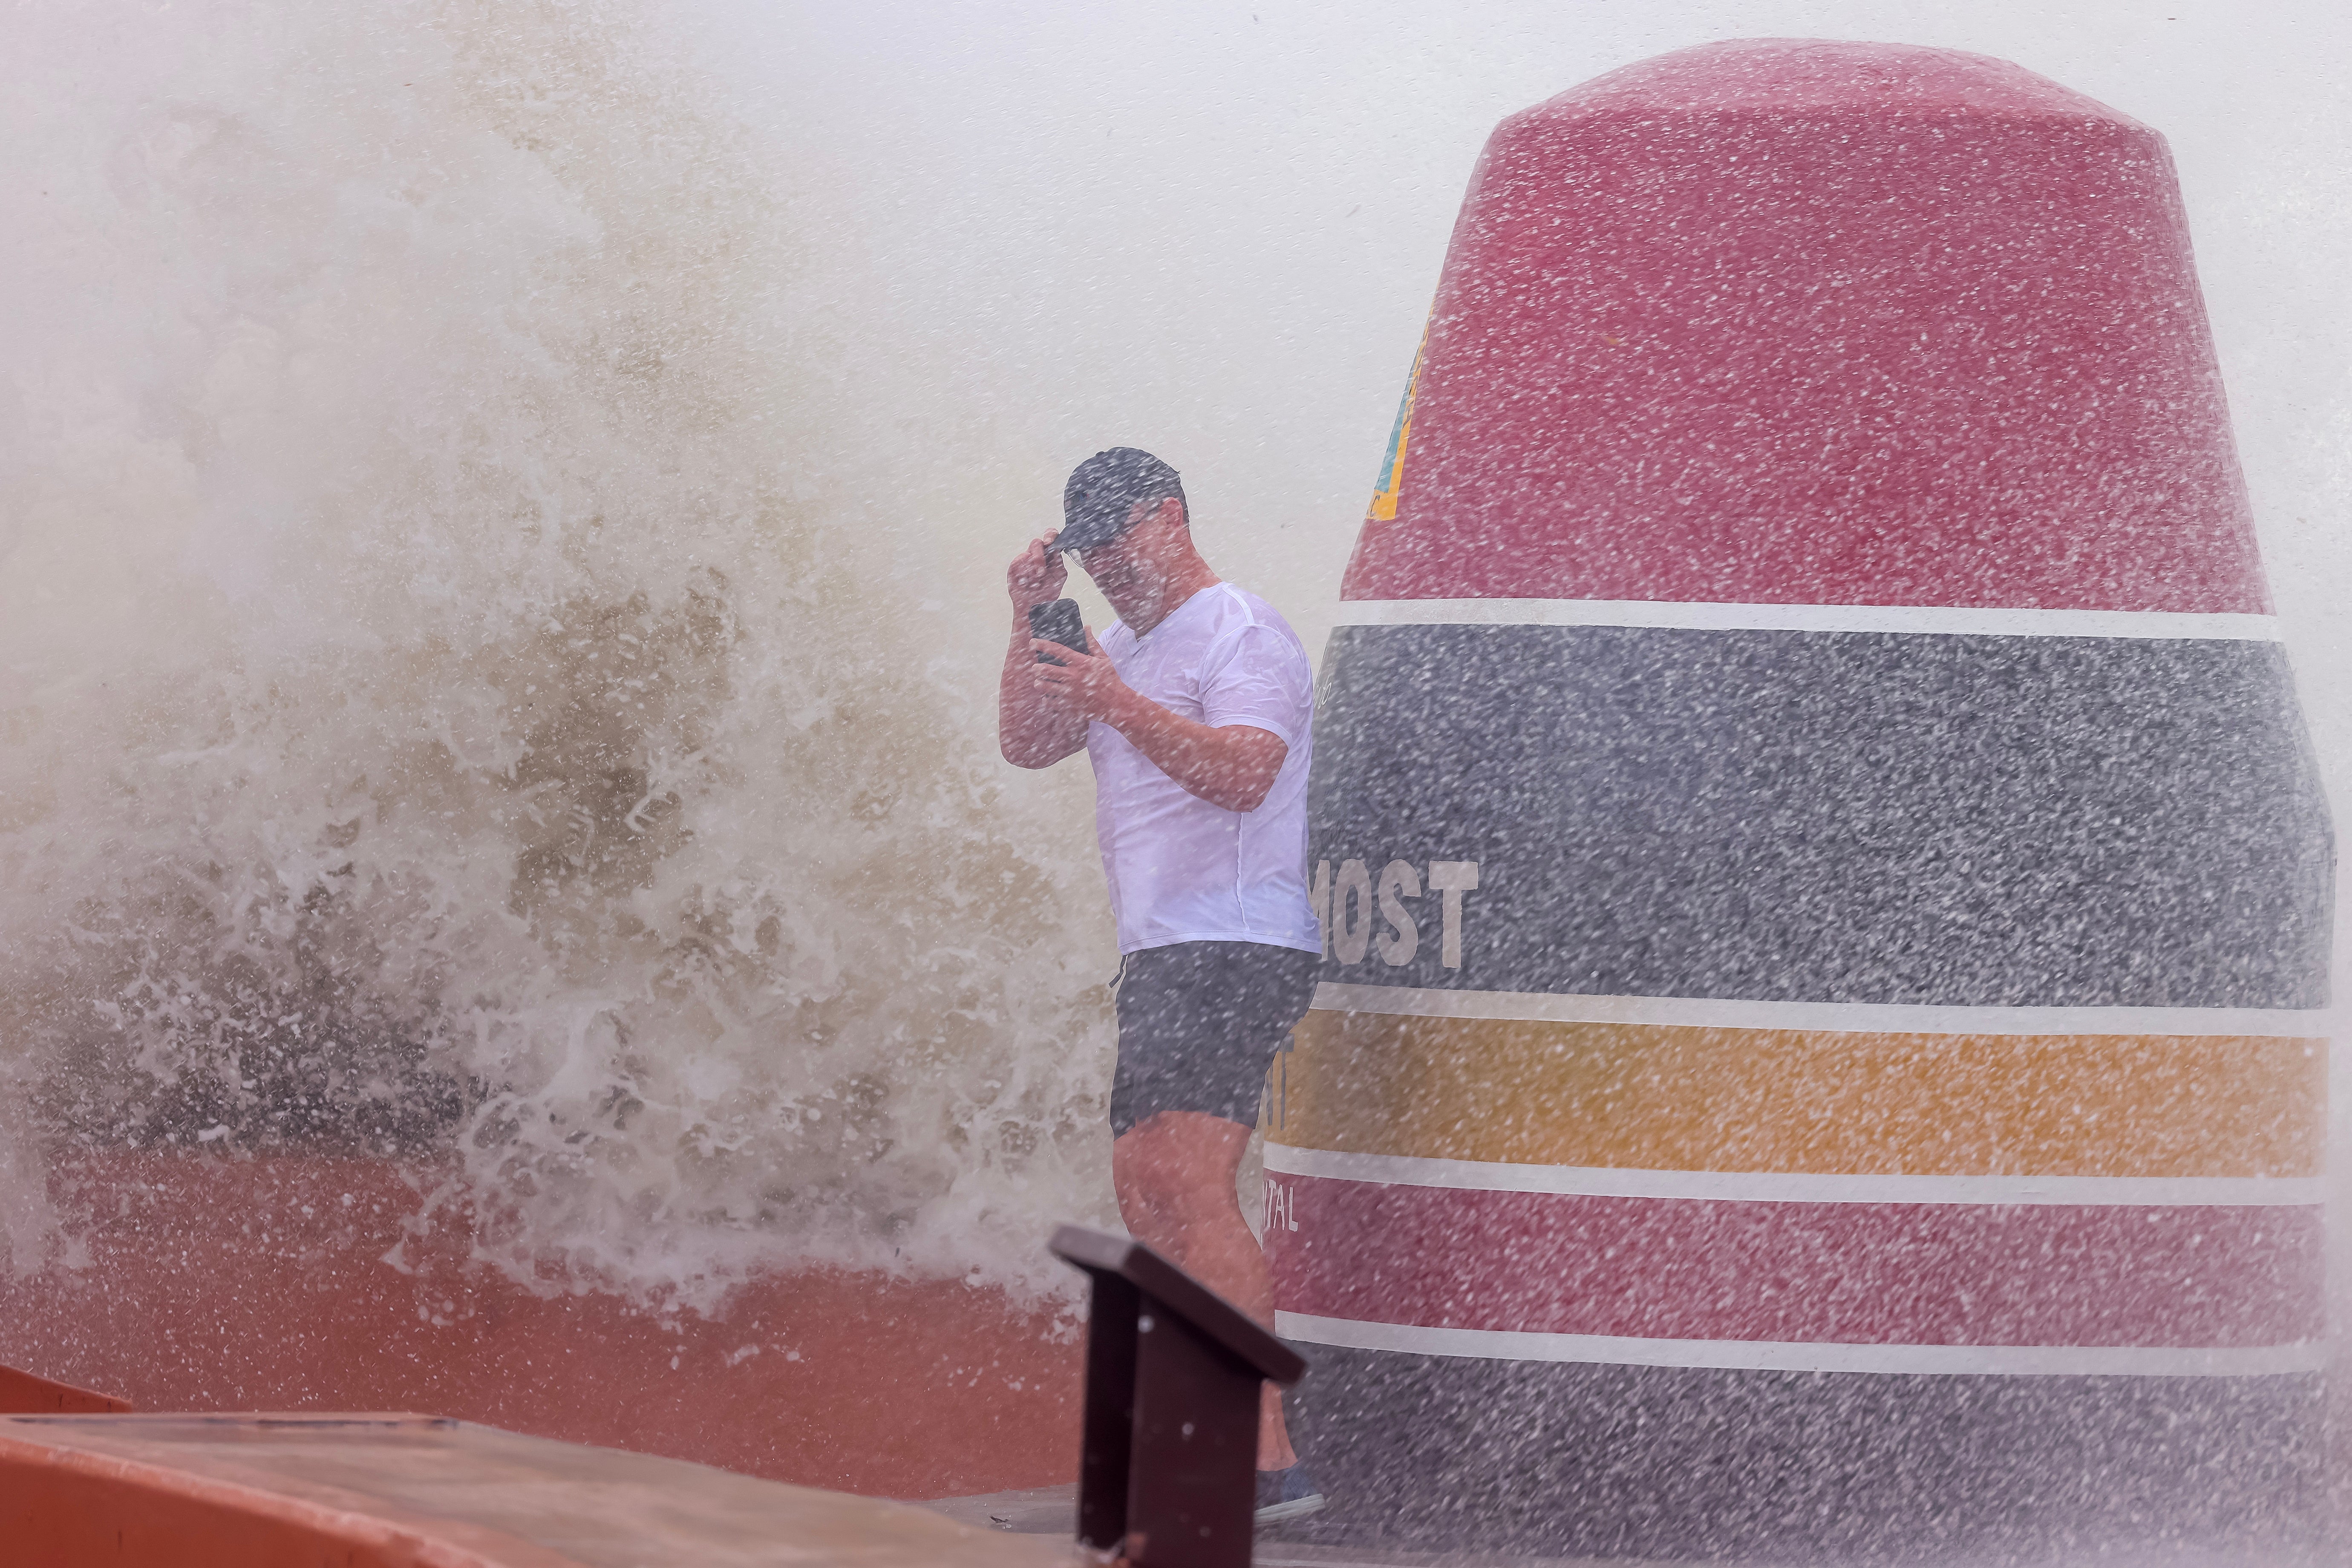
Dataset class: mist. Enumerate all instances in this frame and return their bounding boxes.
[5,0,2348,1315]
[660,0,2352,714]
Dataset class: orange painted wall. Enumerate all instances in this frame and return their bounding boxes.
[0,1154,1081,1499]
[0,1366,132,1415]
[0,1435,444,1568]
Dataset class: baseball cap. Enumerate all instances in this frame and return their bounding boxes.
[1055,448,1187,553]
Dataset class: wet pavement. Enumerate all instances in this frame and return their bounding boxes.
[918,1484,1681,1567]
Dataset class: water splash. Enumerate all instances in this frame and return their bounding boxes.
[1,0,1116,1309]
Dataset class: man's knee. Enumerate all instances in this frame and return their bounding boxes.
[1113,1112,1247,1231]
[1116,1166,1228,1234]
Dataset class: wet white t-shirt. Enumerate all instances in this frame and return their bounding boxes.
[1087,584,1320,956]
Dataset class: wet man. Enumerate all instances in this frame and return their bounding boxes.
[998,448,1325,1524]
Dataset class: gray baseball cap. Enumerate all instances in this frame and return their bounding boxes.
[1055,448,1187,554]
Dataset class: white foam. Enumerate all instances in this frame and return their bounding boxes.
[0,0,1114,1311]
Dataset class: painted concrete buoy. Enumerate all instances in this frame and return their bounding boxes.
[1266,39,2332,1561]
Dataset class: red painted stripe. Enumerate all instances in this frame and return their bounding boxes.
[1339,47,2268,613]
[1266,1175,2321,1348]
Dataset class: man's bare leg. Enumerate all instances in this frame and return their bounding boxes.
[1112,1110,1296,1470]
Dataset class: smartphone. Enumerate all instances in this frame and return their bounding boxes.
[1029,599,1088,664]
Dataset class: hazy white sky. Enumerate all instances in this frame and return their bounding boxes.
[657,0,2350,717]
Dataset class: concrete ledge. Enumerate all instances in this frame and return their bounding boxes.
[2,1412,1069,1568]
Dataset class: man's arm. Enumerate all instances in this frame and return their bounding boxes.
[1000,535,1090,769]
[1030,633,1288,812]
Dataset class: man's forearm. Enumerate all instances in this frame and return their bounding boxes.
[999,618,1087,767]
[1098,687,1286,812]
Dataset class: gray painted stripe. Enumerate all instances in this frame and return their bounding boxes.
[1310,624,2332,1006]
[1332,599,2284,640]
[1281,1343,2324,1556]
[1274,1313,2330,1377]
[1261,1143,2326,1207]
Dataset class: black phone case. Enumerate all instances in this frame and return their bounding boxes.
[1029,599,1087,663]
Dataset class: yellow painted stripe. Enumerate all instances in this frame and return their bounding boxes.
[1269,1010,2324,1179]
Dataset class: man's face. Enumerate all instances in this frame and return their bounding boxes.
[1072,498,1177,597]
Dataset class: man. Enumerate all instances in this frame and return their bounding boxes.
[999,447,1325,1524]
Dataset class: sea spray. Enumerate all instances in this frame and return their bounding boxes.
[0,0,1118,1309]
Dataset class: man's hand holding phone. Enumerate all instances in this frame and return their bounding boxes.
[1029,627,1134,725]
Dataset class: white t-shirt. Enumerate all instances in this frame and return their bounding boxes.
[1087,584,1320,956]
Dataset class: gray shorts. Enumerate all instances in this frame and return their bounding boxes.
[1110,940,1321,1138]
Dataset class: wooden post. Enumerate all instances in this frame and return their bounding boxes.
[1050,1225,1306,1568]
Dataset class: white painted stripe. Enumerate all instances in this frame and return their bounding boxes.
[1261,1144,2323,1208]
[1311,983,2329,1040]
[1273,1314,2328,1378]
[1330,598,2283,641]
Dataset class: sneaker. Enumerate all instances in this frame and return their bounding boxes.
[1254,1463,1327,1525]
